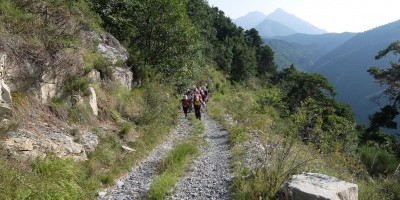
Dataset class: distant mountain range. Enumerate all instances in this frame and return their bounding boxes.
[237,8,400,125]
[265,32,357,70]
[234,9,326,37]
[312,20,400,124]
[266,18,400,125]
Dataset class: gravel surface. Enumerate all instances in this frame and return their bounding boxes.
[99,113,233,200]
[99,115,192,200]
[166,114,233,200]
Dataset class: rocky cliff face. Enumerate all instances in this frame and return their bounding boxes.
[1,30,133,161]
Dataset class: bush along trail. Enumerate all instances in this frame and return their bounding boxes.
[98,112,233,200]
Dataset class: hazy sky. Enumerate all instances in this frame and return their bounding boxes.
[207,0,400,33]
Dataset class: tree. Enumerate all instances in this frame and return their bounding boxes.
[89,0,201,83]
[245,28,276,76]
[279,67,336,112]
[88,0,137,41]
[367,40,400,131]
[230,40,257,82]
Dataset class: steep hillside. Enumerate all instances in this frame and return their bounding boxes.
[313,20,400,124]
[272,32,357,53]
[255,19,297,37]
[265,39,318,70]
[265,32,357,70]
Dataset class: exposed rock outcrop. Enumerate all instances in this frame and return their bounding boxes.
[90,32,132,90]
[79,131,99,153]
[0,30,131,161]
[0,53,12,120]
[40,72,58,104]
[5,129,87,161]
[4,123,100,161]
[111,67,133,90]
[89,86,98,116]
[94,32,129,65]
[279,172,358,200]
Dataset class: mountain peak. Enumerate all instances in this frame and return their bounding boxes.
[234,11,267,30]
[266,9,326,35]
[272,8,288,14]
[234,8,326,36]
[244,11,267,18]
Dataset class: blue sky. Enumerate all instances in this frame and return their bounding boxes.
[207,0,400,33]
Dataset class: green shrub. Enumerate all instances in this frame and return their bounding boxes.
[68,103,94,124]
[100,174,113,185]
[65,77,91,97]
[360,145,400,176]
[93,58,112,77]
[50,97,64,106]
[136,83,173,125]
[83,62,94,75]
[229,125,248,145]
[118,121,133,138]
[257,88,287,115]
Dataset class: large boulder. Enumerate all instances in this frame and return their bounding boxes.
[112,67,133,90]
[4,130,87,161]
[279,172,358,200]
[93,32,129,65]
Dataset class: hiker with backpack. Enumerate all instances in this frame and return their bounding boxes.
[186,89,193,113]
[181,94,190,118]
[193,90,203,120]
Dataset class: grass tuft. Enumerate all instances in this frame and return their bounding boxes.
[148,142,198,200]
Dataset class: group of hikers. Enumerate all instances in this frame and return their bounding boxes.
[181,84,210,120]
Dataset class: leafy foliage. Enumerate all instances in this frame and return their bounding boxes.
[89,0,201,87]
[360,145,400,176]
[368,40,400,131]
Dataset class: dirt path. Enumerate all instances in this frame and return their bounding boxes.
[99,113,233,200]
[166,114,233,200]
[99,115,192,200]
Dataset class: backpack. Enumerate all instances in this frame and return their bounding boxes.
[182,99,189,107]
[194,94,200,102]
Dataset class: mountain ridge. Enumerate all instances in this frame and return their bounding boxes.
[264,32,357,70]
[234,8,326,37]
[266,8,326,35]
[312,19,400,124]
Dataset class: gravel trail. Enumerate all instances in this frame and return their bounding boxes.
[99,113,233,200]
[166,114,233,200]
[99,115,192,200]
